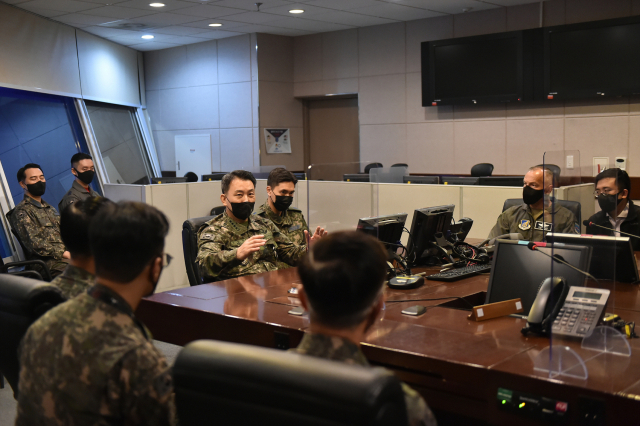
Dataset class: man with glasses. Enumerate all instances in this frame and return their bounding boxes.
[586,168,640,249]
[487,166,578,242]
[16,201,176,426]
[8,163,70,279]
[197,170,325,282]
[59,152,99,213]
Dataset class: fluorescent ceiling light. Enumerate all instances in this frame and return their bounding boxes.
[289,9,304,14]
[149,3,165,7]
[142,35,154,39]
[209,23,223,27]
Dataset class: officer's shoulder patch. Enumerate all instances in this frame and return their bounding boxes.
[200,233,215,241]
[518,219,531,231]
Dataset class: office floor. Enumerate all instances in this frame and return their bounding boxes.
[0,340,183,426]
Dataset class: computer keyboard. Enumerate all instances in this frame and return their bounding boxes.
[426,264,491,282]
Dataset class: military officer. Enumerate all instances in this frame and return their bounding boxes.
[256,167,314,248]
[16,201,175,426]
[487,166,578,242]
[196,170,326,282]
[8,163,69,279]
[50,197,113,299]
[294,231,437,426]
[58,152,99,213]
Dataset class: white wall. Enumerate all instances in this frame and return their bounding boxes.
[144,34,260,174]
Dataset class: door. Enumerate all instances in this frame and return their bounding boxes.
[307,97,359,180]
[175,134,212,182]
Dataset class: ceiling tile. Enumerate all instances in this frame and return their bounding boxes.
[172,4,246,18]
[297,0,383,11]
[150,25,211,35]
[78,5,157,19]
[214,0,293,11]
[487,0,547,5]
[209,11,284,24]
[385,0,497,14]
[54,13,122,25]
[2,0,34,4]
[125,12,204,25]
[69,0,129,3]
[107,32,179,44]
[12,6,67,17]
[129,41,183,51]
[19,0,102,13]
[181,18,251,30]
[256,3,341,18]
[157,35,213,44]
[267,17,355,31]
[116,0,195,12]
[190,29,248,39]
[310,10,399,26]
[82,25,145,37]
[349,3,446,20]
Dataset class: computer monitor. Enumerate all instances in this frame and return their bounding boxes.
[403,176,440,184]
[406,204,455,266]
[151,177,188,184]
[485,240,592,316]
[440,176,479,185]
[343,174,369,182]
[202,173,227,181]
[356,213,407,251]
[546,233,639,283]
[477,176,524,187]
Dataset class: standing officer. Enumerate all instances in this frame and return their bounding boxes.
[487,166,578,242]
[197,170,325,282]
[256,167,312,248]
[58,152,99,213]
[8,163,69,279]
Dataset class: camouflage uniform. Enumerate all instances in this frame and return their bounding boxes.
[293,333,437,426]
[49,264,95,299]
[196,211,306,282]
[256,200,308,246]
[15,284,175,426]
[58,180,99,213]
[488,202,578,242]
[8,195,69,278]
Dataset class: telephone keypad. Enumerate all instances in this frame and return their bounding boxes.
[552,304,599,335]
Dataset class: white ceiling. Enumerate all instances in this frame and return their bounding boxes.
[3,0,546,51]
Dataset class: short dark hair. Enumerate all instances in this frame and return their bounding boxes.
[17,163,42,182]
[298,231,387,328]
[595,168,631,193]
[267,167,298,188]
[61,197,114,258]
[89,201,169,283]
[71,153,92,168]
[221,170,256,194]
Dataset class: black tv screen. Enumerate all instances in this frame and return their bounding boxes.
[426,31,523,105]
[545,17,640,99]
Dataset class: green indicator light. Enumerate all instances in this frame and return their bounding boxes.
[519,402,526,408]
[502,400,507,404]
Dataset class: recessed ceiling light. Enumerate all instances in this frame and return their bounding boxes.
[142,35,154,39]
[209,23,223,27]
[289,9,304,14]
[149,3,165,7]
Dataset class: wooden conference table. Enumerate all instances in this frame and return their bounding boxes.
[137,260,640,426]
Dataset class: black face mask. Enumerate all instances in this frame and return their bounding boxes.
[74,169,95,185]
[271,194,293,212]
[598,193,624,213]
[146,260,163,298]
[523,185,544,205]
[227,201,255,220]
[26,181,46,197]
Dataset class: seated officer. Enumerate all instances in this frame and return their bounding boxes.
[256,167,318,249]
[488,166,578,242]
[9,163,69,278]
[51,197,113,299]
[58,152,99,213]
[16,201,175,426]
[197,170,324,281]
[587,168,640,250]
[294,231,437,426]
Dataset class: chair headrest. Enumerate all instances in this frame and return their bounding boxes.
[183,216,215,233]
[0,274,65,318]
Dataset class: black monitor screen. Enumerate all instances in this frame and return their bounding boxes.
[547,20,640,97]
[486,240,592,316]
[407,205,455,265]
[357,213,407,249]
[431,35,520,101]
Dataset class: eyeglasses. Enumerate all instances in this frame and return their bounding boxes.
[162,253,173,267]
[593,189,618,198]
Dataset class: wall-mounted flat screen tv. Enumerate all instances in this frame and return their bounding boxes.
[423,31,524,106]
[544,16,640,100]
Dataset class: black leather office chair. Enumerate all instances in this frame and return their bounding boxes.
[502,198,581,225]
[391,163,408,168]
[0,274,65,398]
[535,163,561,185]
[173,340,408,426]
[182,215,214,286]
[184,172,198,182]
[470,163,494,177]
[209,205,226,216]
[364,163,383,174]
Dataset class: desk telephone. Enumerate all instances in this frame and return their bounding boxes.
[522,277,610,337]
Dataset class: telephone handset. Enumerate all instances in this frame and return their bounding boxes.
[521,277,569,336]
